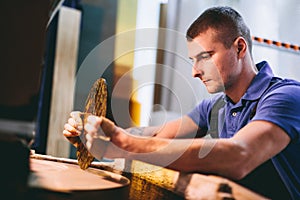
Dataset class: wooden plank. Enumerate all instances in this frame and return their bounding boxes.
[46,6,81,157]
[124,160,269,200]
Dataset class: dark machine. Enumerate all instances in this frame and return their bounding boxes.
[0,1,59,199]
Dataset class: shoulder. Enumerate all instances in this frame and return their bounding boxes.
[192,93,225,113]
[263,78,300,101]
[255,78,300,141]
[187,93,225,127]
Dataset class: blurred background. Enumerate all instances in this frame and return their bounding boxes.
[1,0,300,159]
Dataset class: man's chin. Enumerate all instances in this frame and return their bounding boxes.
[206,87,224,94]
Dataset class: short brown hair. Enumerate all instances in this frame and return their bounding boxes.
[186,6,252,54]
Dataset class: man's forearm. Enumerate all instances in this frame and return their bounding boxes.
[125,116,198,139]
[126,126,160,137]
[121,134,248,180]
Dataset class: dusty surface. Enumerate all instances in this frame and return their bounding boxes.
[29,158,129,192]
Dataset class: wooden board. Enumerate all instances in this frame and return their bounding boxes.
[28,157,130,200]
[47,6,81,157]
[29,158,129,192]
[124,160,269,200]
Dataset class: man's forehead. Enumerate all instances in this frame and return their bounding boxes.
[187,39,206,58]
[187,28,219,55]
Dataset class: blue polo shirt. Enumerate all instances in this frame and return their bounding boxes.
[188,61,300,199]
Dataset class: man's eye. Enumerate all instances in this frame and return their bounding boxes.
[196,51,213,62]
[200,53,211,59]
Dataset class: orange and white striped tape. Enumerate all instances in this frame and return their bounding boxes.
[252,36,300,52]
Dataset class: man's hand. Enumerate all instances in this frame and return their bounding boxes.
[63,111,83,147]
[63,111,123,161]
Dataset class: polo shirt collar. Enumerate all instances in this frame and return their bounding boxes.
[242,61,274,101]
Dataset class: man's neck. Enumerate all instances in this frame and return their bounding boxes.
[226,61,257,104]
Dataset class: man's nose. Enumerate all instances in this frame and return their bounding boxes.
[192,62,204,78]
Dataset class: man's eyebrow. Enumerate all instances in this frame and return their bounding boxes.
[189,51,214,59]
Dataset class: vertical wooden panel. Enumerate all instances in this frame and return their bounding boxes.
[47,6,81,157]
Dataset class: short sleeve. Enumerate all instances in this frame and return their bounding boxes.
[253,83,300,143]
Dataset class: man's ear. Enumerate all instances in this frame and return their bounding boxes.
[235,37,247,57]
[238,44,242,54]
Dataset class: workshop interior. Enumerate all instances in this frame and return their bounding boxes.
[0,0,299,199]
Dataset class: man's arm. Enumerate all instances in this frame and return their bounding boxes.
[126,115,201,138]
[100,119,290,180]
[65,114,290,180]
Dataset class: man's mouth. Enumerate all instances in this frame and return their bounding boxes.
[202,79,211,84]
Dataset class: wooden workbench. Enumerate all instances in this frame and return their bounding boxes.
[30,154,268,200]
[124,160,268,200]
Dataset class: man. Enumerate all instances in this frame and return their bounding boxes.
[63,6,300,199]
